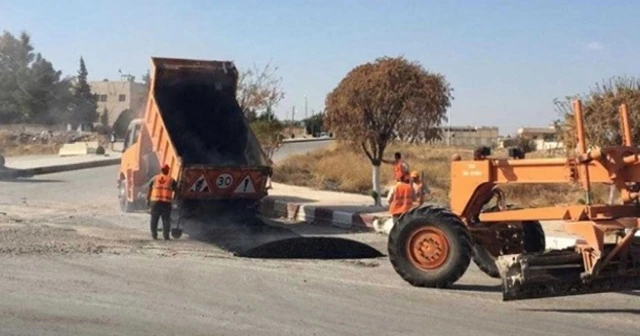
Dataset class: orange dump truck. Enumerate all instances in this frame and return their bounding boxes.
[117,57,272,237]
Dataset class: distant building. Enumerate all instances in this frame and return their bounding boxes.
[89,79,148,135]
[517,126,564,150]
[432,126,500,147]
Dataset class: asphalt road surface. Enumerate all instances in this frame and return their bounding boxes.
[1,142,638,336]
[271,139,334,163]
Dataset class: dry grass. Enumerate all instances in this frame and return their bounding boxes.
[0,134,61,156]
[272,142,612,207]
[0,130,110,157]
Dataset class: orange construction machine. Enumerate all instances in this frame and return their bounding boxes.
[117,57,272,238]
[388,99,640,301]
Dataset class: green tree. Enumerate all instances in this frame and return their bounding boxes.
[324,56,453,205]
[0,31,69,123]
[554,76,640,149]
[100,107,109,127]
[250,106,284,161]
[303,113,323,136]
[70,56,98,127]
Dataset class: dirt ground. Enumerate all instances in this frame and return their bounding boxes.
[0,129,110,156]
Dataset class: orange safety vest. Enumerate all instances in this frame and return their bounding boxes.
[149,173,174,203]
[389,181,414,215]
[412,182,424,205]
[393,160,405,180]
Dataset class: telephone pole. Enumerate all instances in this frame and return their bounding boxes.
[446,110,451,146]
[304,95,308,119]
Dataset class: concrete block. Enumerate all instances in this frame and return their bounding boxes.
[85,141,100,154]
[58,142,89,156]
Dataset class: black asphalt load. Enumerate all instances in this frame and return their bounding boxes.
[154,66,263,166]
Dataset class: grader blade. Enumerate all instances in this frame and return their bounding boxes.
[496,251,640,301]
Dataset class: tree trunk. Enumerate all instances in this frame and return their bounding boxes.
[372,164,382,206]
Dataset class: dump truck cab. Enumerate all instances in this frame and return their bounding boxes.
[117,57,272,222]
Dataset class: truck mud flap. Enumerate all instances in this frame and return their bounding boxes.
[496,250,640,301]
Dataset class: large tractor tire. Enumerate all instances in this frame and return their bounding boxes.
[471,205,546,278]
[388,205,472,288]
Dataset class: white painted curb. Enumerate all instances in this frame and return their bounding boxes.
[332,211,355,228]
[281,138,333,144]
[296,205,315,222]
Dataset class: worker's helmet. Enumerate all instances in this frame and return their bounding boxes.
[161,164,170,175]
[410,170,419,179]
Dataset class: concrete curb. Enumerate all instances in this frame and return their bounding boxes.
[259,198,383,231]
[258,197,638,251]
[0,157,121,180]
[281,138,334,144]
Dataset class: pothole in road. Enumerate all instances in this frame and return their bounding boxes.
[241,237,384,259]
[180,217,384,260]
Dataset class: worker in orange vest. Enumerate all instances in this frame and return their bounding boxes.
[382,152,408,181]
[410,170,430,206]
[146,164,177,240]
[386,166,416,221]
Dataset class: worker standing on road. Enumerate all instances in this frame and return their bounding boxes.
[410,170,430,206]
[382,152,408,181]
[386,166,416,221]
[146,164,177,240]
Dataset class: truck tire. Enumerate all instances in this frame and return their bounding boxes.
[472,205,546,278]
[118,179,135,213]
[388,205,472,288]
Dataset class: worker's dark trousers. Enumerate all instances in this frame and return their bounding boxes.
[150,201,172,239]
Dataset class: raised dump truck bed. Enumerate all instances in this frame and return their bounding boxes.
[117,57,271,217]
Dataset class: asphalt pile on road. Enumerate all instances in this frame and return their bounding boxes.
[178,210,384,260]
[242,236,384,259]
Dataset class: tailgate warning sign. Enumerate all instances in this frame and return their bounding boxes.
[189,174,210,192]
[233,175,256,194]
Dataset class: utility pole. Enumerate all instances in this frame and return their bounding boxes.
[291,106,295,124]
[304,95,308,119]
[446,111,451,146]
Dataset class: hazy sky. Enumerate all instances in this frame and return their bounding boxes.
[2,0,638,135]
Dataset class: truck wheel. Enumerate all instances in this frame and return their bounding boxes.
[388,206,472,288]
[471,205,546,278]
[118,180,134,213]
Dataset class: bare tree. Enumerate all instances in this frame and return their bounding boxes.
[554,76,640,149]
[236,62,285,121]
[324,56,453,205]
